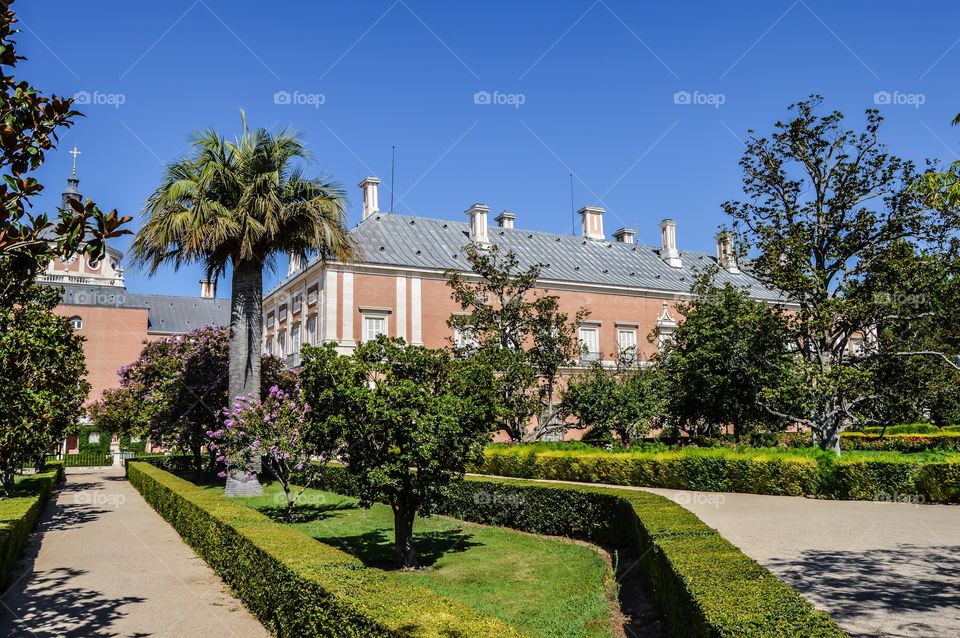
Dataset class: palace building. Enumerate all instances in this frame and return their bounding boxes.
[263,176,780,379]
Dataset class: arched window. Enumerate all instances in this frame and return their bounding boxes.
[69,316,83,330]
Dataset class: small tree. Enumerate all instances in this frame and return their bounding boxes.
[446,244,585,441]
[300,338,497,568]
[657,272,791,439]
[560,363,665,445]
[210,385,321,522]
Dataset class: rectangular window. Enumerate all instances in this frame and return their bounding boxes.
[363,315,388,342]
[293,294,303,314]
[279,305,288,322]
[454,326,478,351]
[617,328,637,353]
[265,336,273,356]
[291,324,301,353]
[278,332,287,356]
[579,326,600,361]
[266,311,275,327]
[306,316,317,346]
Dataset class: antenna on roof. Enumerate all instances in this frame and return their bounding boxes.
[390,145,396,213]
[569,173,575,236]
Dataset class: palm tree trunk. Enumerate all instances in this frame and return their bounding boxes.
[224,259,264,497]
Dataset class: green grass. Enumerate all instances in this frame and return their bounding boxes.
[212,481,617,638]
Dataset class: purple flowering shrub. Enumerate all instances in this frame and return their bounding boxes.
[210,385,320,521]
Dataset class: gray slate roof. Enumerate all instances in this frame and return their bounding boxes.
[304,213,783,302]
[49,283,230,334]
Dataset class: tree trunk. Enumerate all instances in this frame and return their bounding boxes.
[393,504,417,568]
[225,259,264,497]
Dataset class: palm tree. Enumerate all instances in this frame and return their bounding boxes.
[133,115,357,495]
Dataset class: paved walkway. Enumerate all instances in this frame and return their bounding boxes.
[0,468,269,638]
[478,474,960,637]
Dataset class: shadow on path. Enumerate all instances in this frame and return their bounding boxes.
[767,543,960,637]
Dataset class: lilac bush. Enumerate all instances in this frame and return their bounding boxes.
[210,386,321,521]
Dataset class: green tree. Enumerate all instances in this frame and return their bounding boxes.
[0,280,87,494]
[446,244,585,441]
[724,96,938,453]
[657,272,791,439]
[560,363,664,445]
[299,338,497,568]
[132,117,356,493]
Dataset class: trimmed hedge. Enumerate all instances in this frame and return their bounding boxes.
[125,461,525,638]
[314,465,845,638]
[475,446,960,504]
[47,451,113,467]
[479,447,821,496]
[1,462,64,588]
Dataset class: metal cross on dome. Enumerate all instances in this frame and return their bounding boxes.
[69,145,81,176]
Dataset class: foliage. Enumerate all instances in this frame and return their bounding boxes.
[476,444,960,503]
[0,281,87,494]
[0,0,129,303]
[657,272,792,439]
[313,464,845,638]
[0,462,62,587]
[87,326,294,470]
[299,338,497,567]
[723,96,945,454]
[559,363,665,444]
[210,385,325,522]
[126,461,526,638]
[133,114,356,411]
[446,244,586,441]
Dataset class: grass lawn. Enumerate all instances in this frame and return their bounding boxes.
[212,481,618,638]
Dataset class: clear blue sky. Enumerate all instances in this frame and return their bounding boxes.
[19,0,960,296]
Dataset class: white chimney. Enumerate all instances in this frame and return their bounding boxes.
[716,230,739,273]
[579,205,605,240]
[287,253,303,275]
[199,279,216,299]
[659,219,682,268]
[465,203,490,244]
[495,211,516,228]
[612,227,635,244]
[359,176,381,221]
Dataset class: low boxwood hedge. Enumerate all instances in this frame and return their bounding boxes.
[125,461,525,638]
[314,465,845,638]
[0,462,64,588]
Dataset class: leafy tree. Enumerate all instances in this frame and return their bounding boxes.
[132,116,356,493]
[724,96,939,453]
[299,338,497,568]
[0,0,129,301]
[446,244,585,441]
[0,280,87,494]
[560,363,665,445]
[656,272,791,439]
[88,326,295,470]
[211,385,322,522]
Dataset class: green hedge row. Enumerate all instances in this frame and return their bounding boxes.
[47,451,113,467]
[125,461,525,638]
[314,465,845,638]
[0,462,64,588]
[475,447,960,503]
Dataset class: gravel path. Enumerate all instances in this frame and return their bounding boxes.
[0,468,270,638]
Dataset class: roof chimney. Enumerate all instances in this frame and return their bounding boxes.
[716,231,739,273]
[494,211,516,229]
[612,227,635,244]
[659,219,682,268]
[359,176,381,221]
[579,206,605,240]
[465,203,490,244]
[199,279,216,299]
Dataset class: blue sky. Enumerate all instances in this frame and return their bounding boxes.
[19,0,960,296]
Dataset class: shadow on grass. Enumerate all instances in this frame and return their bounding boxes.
[315,527,482,570]
[253,500,359,523]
